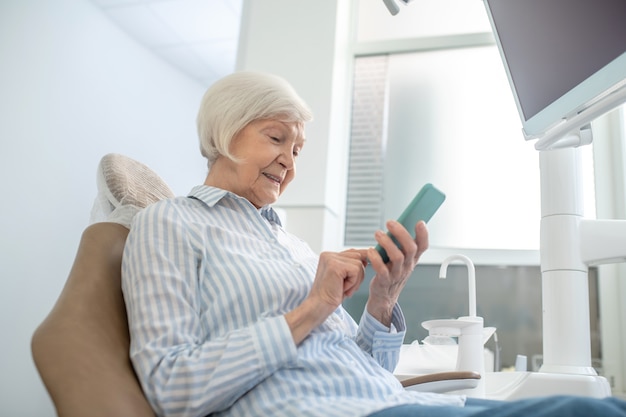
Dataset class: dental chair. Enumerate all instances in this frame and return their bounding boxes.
[30,154,479,417]
[31,222,155,417]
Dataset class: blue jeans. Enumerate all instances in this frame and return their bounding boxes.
[367,396,626,417]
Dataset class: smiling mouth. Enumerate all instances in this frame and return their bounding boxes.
[263,172,282,184]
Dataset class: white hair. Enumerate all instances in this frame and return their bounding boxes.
[196,71,313,166]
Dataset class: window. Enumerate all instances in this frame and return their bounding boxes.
[345,44,595,255]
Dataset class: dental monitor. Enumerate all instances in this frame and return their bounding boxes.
[482,0,626,149]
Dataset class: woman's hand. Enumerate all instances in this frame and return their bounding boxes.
[366,220,429,326]
[285,250,367,345]
[310,250,367,310]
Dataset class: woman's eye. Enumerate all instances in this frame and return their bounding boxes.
[270,136,281,142]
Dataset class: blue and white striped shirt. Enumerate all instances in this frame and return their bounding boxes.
[122,185,464,417]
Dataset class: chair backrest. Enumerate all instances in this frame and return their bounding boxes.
[31,222,155,417]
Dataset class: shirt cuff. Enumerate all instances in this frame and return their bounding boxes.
[356,304,406,371]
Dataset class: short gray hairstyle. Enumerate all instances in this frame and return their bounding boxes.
[196,71,313,166]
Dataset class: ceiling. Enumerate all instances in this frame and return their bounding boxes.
[90,0,243,87]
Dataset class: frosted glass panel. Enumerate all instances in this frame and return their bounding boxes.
[384,46,541,250]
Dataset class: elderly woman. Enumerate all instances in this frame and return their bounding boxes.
[120,71,626,417]
[121,71,447,416]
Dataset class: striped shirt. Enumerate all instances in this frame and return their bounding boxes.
[122,185,465,417]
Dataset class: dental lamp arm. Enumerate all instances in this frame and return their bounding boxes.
[382,0,414,16]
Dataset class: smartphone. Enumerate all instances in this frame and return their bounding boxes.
[375,183,446,263]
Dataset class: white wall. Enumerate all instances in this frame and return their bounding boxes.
[0,1,206,414]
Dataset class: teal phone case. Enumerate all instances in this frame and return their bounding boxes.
[375,183,446,263]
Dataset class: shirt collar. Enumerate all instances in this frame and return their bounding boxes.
[187,185,283,226]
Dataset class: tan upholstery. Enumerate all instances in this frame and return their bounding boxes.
[31,222,155,417]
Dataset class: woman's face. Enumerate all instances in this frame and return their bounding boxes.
[208,119,305,208]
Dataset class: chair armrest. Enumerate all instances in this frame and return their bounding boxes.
[399,371,481,393]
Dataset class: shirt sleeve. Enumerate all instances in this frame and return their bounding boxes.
[354,304,406,372]
[122,202,298,417]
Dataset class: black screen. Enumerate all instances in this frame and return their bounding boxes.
[486,0,626,121]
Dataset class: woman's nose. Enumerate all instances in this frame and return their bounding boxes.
[279,148,295,169]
